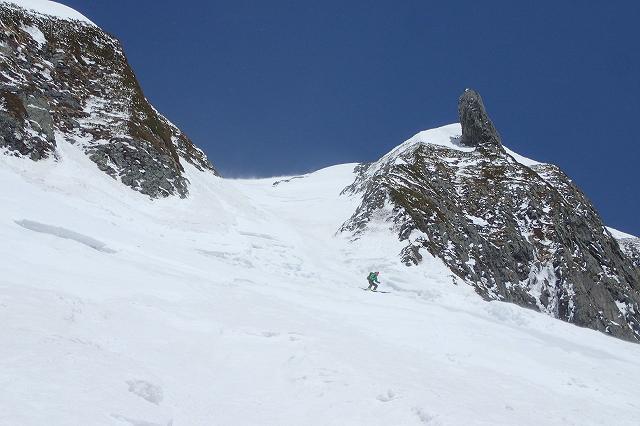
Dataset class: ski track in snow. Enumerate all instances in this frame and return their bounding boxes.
[1,139,640,425]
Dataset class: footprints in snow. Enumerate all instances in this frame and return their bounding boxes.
[240,328,304,342]
[377,390,442,425]
[127,379,164,405]
[412,407,440,424]
[376,389,399,402]
[110,380,167,426]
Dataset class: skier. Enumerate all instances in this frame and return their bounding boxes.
[366,271,381,291]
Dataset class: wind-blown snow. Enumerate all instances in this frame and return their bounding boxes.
[2,0,95,25]
[1,137,639,425]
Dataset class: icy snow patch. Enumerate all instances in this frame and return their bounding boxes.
[15,219,116,253]
[20,24,46,47]
[468,215,489,227]
[504,146,541,167]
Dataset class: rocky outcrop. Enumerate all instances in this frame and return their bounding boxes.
[0,91,55,160]
[0,2,218,197]
[341,90,640,342]
[617,236,640,269]
[458,89,501,149]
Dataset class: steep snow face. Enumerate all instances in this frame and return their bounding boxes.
[1,0,94,25]
[2,137,640,425]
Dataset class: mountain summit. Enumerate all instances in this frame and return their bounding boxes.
[458,88,502,149]
[341,89,640,342]
[0,0,218,198]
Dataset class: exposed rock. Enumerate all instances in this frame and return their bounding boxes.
[458,89,502,149]
[0,2,218,197]
[617,236,640,269]
[341,90,640,342]
[0,91,54,160]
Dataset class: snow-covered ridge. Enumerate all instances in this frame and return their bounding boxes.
[378,123,541,169]
[608,226,638,240]
[1,0,95,25]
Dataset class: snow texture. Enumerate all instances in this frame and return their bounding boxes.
[20,23,46,46]
[1,0,94,25]
[15,219,116,253]
[375,123,541,173]
[1,136,640,425]
[608,226,638,240]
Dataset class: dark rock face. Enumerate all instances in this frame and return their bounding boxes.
[341,90,640,342]
[0,3,218,197]
[0,91,55,160]
[458,89,501,149]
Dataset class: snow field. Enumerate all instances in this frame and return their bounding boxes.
[1,138,640,425]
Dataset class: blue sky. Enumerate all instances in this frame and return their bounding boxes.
[63,1,639,235]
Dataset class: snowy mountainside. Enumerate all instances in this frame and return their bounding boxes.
[0,0,217,198]
[341,89,640,342]
[2,137,640,426]
[2,1,640,424]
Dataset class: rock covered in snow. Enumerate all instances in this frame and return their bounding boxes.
[610,228,640,269]
[341,90,640,342]
[0,0,218,198]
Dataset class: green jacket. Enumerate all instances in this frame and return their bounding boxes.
[367,272,379,283]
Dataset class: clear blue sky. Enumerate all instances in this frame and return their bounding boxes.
[62,0,639,235]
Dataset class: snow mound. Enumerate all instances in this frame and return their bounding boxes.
[2,0,95,25]
[379,123,542,168]
[380,123,471,164]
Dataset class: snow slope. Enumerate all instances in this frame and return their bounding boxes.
[2,137,640,426]
[608,226,638,240]
[1,0,94,25]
